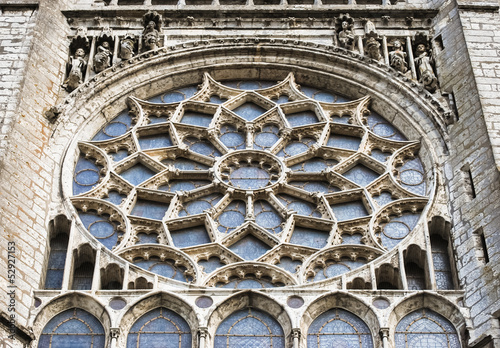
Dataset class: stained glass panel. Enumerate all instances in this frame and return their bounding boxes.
[161,157,209,170]
[92,110,132,141]
[170,225,211,248]
[229,235,270,260]
[343,165,380,186]
[380,213,421,249]
[179,193,223,216]
[183,137,221,158]
[133,257,191,282]
[180,111,213,127]
[277,194,321,218]
[289,157,338,172]
[220,124,246,150]
[39,308,105,348]
[289,227,329,249]
[73,155,102,195]
[233,102,267,121]
[254,125,280,150]
[138,134,173,150]
[217,200,246,233]
[119,163,157,186]
[215,308,285,348]
[127,307,192,348]
[199,256,226,273]
[307,308,373,348]
[254,200,283,234]
[330,201,369,221]
[78,211,121,249]
[395,309,460,348]
[286,110,319,127]
[327,134,361,150]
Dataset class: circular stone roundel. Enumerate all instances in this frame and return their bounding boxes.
[71,73,429,289]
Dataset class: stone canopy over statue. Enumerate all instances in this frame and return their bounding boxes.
[63,27,89,92]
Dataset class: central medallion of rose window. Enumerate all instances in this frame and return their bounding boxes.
[71,73,430,289]
[217,151,284,191]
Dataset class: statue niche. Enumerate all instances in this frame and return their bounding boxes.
[413,36,438,93]
[334,14,355,50]
[142,11,162,52]
[93,28,114,74]
[64,27,89,92]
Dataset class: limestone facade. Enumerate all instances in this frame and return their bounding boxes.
[1,0,500,347]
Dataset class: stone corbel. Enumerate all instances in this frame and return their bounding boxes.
[292,328,301,348]
[45,105,63,123]
[379,327,390,348]
[110,327,120,348]
[198,326,209,348]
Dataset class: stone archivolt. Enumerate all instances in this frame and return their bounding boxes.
[69,72,431,289]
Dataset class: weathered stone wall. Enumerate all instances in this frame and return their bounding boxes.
[434,0,500,345]
[0,0,70,342]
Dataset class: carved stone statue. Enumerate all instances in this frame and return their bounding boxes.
[414,43,438,92]
[389,39,408,74]
[93,40,112,73]
[338,20,354,49]
[64,48,87,92]
[143,20,159,51]
[365,37,382,61]
[119,34,136,59]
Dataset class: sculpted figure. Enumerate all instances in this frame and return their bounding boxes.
[120,34,136,59]
[143,21,159,51]
[365,37,382,61]
[414,43,438,92]
[93,40,112,73]
[389,40,408,74]
[64,48,87,92]
[338,20,354,49]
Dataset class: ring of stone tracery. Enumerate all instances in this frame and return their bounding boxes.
[69,72,431,289]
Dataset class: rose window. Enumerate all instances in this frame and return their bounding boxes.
[71,73,429,288]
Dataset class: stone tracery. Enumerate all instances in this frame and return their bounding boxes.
[71,72,429,288]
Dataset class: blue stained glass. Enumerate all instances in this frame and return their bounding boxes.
[342,233,363,244]
[127,307,192,348]
[289,227,329,249]
[161,158,209,170]
[286,111,319,127]
[217,200,246,233]
[183,137,221,158]
[254,125,280,150]
[104,190,127,205]
[278,137,316,158]
[131,199,169,220]
[398,158,426,196]
[370,149,391,162]
[220,124,246,150]
[289,157,339,172]
[79,211,120,249]
[278,194,322,218]
[300,86,350,103]
[148,115,169,124]
[138,134,173,150]
[395,309,460,348]
[215,308,285,348]
[327,134,361,150]
[308,309,373,348]
[171,225,211,248]
[380,212,421,249]
[367,111,407,141]
[199,256,226,273]
[133,257,190,282]
[229,167,271,189]
[44,234,68,290]
[229,235,270,260]
[73,155,101,195]
[210,95,228,104]
[72,262,94,290]
[158,180,210,192]
[120,163,157,186]
[373,192,395,207]
[431,236,454,290]
[149,86,198,103]
[232,102,267,121]
[180,111,213,127]
[254,200,283,234]
[179,193,223,216]
[110,149,129,162]
[289,181,340,193]
[39,308,105,348]
[271,95,290,104]
[330,201,369,221]
[92,110,132,141]
[137,232,158,244]
[276,256,301,273]
[343,165,380,186]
